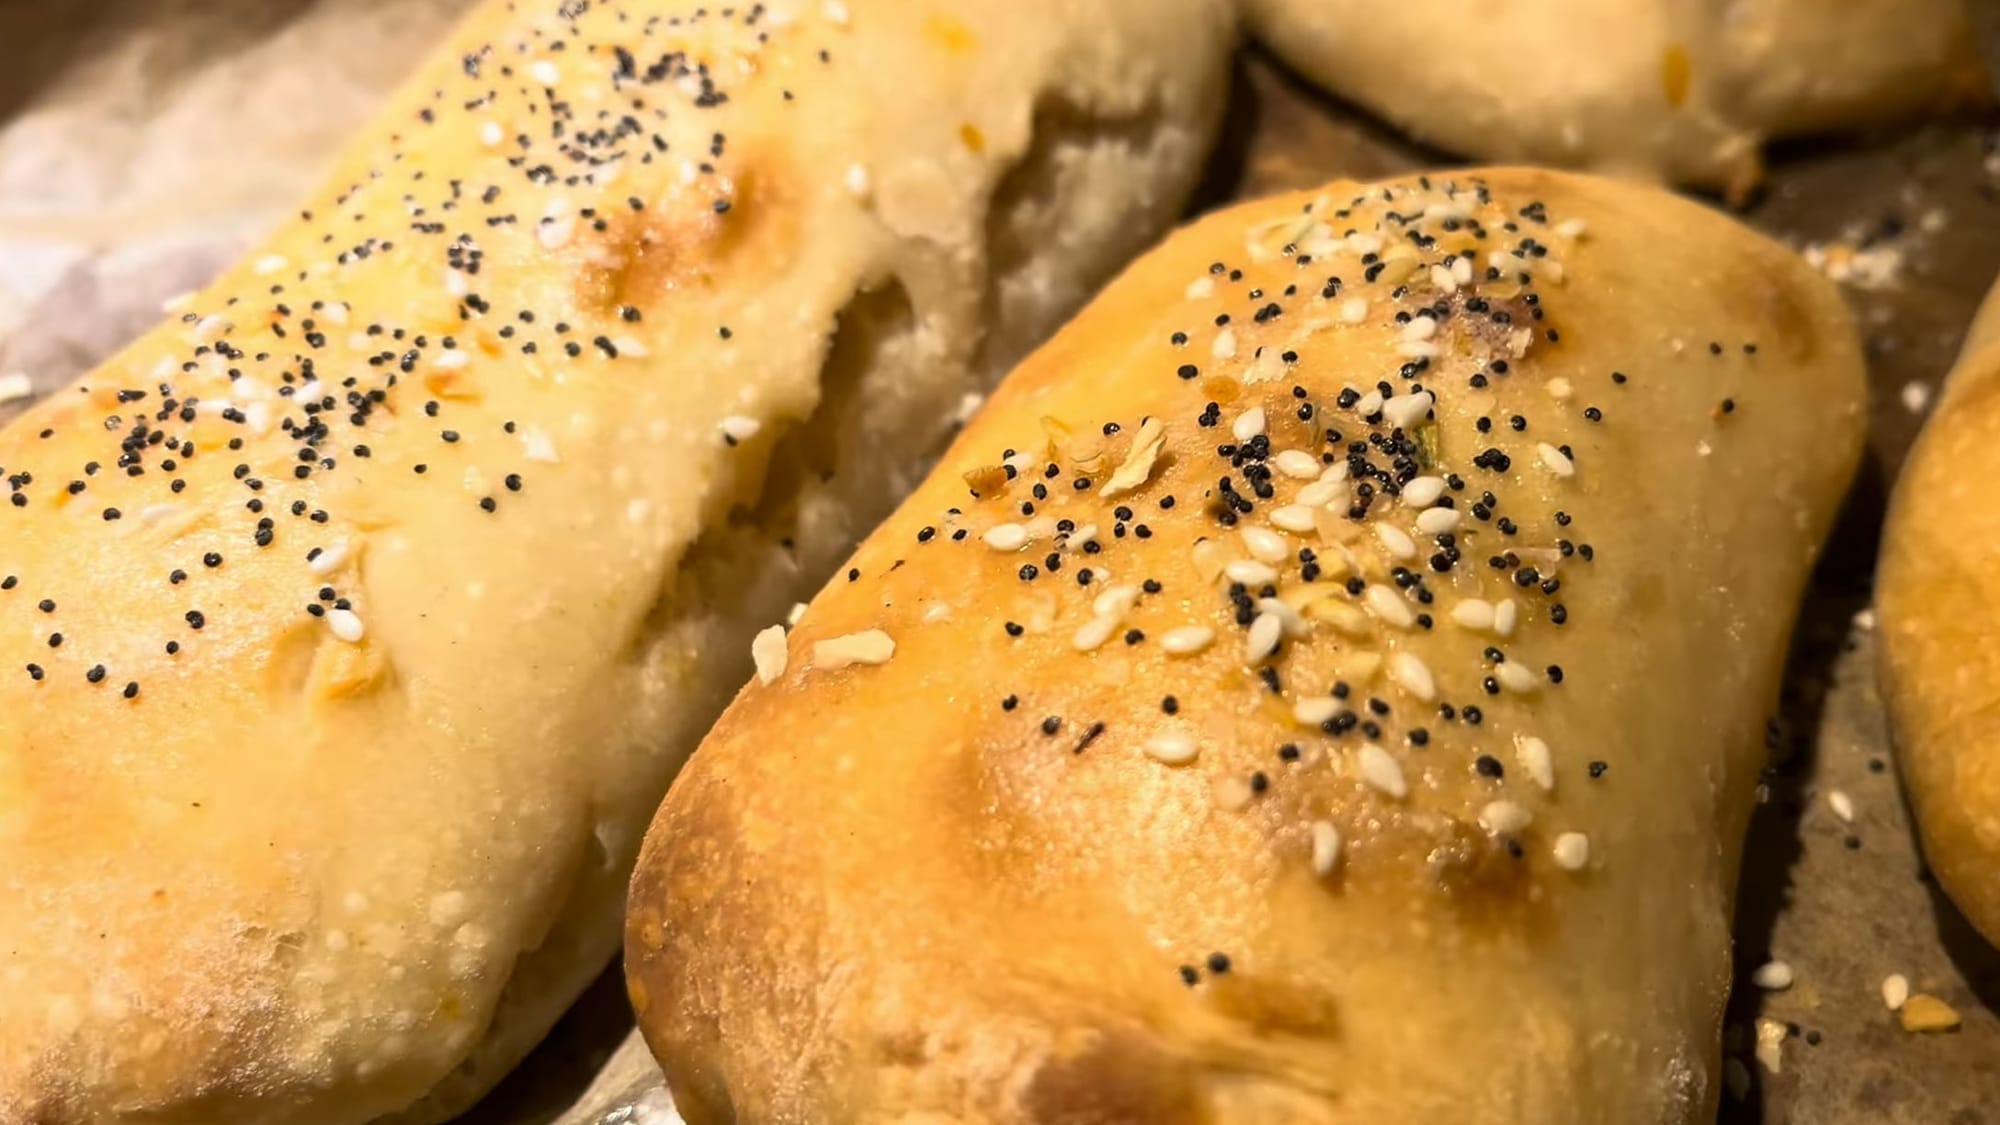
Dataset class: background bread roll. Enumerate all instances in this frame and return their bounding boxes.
[0,0,1231,1120]
[625,168,1866,1123]
[1239,0,1990,195]
[1879,277,2000,949]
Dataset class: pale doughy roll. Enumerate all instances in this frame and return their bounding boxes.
[626,168,1866,1123]
[0,1,1232,1121]
[1879,278,2000,949]
[1240,0,1989,195]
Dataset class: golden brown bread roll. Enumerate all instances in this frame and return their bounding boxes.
[1879,278,2000,948]
[1239,0,1990,195]
[625,167,1867,1123]
[0,1,1231,1121]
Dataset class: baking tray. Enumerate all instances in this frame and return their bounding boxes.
[4,6,1997,1121]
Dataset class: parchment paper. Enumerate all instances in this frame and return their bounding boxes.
[4,5,1998,1122]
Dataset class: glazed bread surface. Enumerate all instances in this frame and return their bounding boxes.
[626,167,1867,1124]
[0,1,1232,1121]
[1879,277,2000,948]
[1239,0,1989,194]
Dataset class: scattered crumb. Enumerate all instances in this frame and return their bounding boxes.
[1802,240,1904,290]
[1799,203,1949,295]
[811,629,895,670]
[1901,380,1932,414]
[1752,960,1795,991]
[1882,973,1910,1012]
[1755,1018,1787,1075]
[1852,607,1876,631]
[1827,789,1855,823]
[1899,994,1961,1033]
[751,625,787,684]
[0,372,30,405]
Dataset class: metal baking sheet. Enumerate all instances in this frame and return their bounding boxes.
[4,6,1998,1120]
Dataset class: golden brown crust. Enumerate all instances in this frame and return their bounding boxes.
[1239,0,1990,194]
[0,1,1231,1121]
[626,168,1867,1123]
[1878,277,2000,948]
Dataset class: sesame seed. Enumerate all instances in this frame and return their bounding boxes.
[1310,820,1342,875]
[1552,832,1590,870]
[1231,406,1266,443]
[1882,974,1910,1011]
[1273,450,1320,479]
[1225,559,1279,586]
[1494,661,1537,694]
[1752,961,1794,991]
[1268,504,1316,533]
[1387,651,1435,701]
[1363,585,1415,629]
[983,523,1029,551]
[1245,612,1283,663]
[1145,733,1199,765]
[1293,697,1341,725]
[1478,800,1533,834]
[1415,507,1460,534]
[1357,743,1407,799]
[1160,626,1215,655]
[1374,524,1417,561]
[1401,476,1446,507]
[1537,443,1576,478]
[1072,616,1118,652]
[1241,527,1290,563]
[1515,734,1555,791]
[1380,391,1433,429]
[327,608,366,644]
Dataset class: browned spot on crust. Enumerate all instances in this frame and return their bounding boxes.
[926,14,977,54]
[1205,971,1340,1037]
[963,463,1009,497]
[572,161,795,316]
[1661,45,1692,108]
[1022,1031,1205,1125]
[960,123,986,154]
[1200,375,1241,403]
[1423,816,1548,935]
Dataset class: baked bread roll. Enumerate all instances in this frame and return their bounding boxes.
[1879,277,2000,948]
[1240,0,1990,195]
[625,168,1866,1123]
[0,0,1231,1120]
